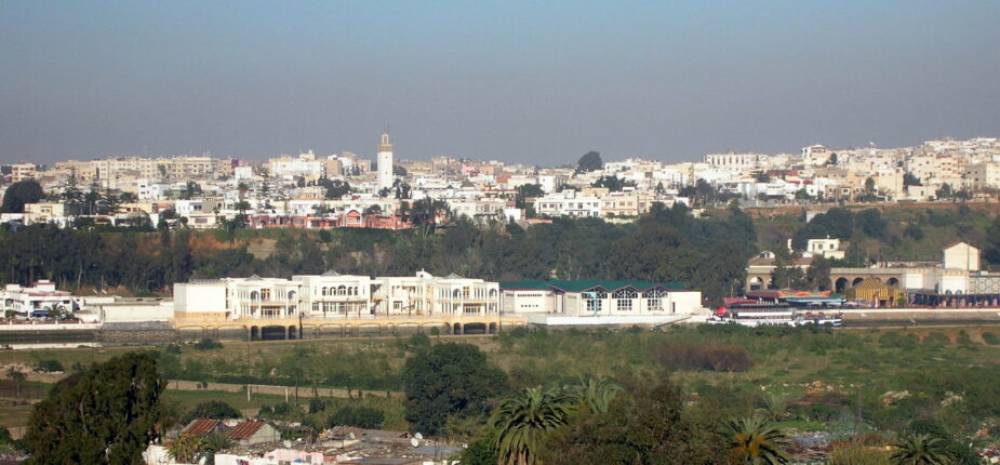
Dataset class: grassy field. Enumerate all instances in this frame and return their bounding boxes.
[3,324,1000,438]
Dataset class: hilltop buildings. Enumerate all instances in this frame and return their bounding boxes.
[1,136,998,232]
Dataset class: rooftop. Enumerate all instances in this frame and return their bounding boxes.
[500,279,686,293]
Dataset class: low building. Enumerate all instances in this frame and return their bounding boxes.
[500,279,704,325]
[1,280,79,318]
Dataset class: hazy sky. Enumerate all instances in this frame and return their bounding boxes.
[2,1,999,165]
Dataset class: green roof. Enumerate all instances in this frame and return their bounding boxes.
[500,279,686,293]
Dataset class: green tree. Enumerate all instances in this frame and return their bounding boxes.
[541,378,712,465]
[890,434,954,465]
[326,405,385,429]
[181,400,241,424]
[22,352,165,465]
[401,343,507,435]
[936,183,953,200]
[566,377,621,414]
[722,415,789,465]
[984,215,1000,267]
[6,367,26,398]
[515,184,545,209]
[903,172,922,187]
[1,179,45,213]
[167,434,205,463]
[461,431,500,465]
[575,151,603,173]
[492,386,575,465]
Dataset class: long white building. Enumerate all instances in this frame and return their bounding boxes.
[173,271,499,321]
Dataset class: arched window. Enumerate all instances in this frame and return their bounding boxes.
[643,289,665,311]
[250,291,259,301]
[337,285,346,296]
[613,288,638,312]
[584,289,607,313]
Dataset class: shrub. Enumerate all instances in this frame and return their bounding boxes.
[259,402,298,420]
[983,332,1000,345]
[652,340,752,372]
[181,400,241,424]
[829,442,891,465]
[193,338,223,350]
[35,359,64,373]
[923,332,949,347]
[326,405,385,429]
[878,331,918,350]
[308,398,327,414]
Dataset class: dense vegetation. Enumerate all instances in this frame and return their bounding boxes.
[6,324,1000,463]
[0,202,997,304]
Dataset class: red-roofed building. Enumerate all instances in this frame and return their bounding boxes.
[226,420,280,447]
[180,418,224,437]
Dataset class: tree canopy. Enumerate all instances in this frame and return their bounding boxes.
[1,179,45,213]
[401,342,507,435]
[22,352,165,465]
[575,151,603,173]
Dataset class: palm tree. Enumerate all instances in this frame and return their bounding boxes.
[890,434,954,465]
[492,386,576,465]
[723,415,789,465]
[566,377,621,414]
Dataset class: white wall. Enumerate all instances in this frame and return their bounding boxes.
[102,302,174,322]
[173,283,227,313]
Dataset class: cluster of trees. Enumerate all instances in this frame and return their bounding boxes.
[0,201,755,302]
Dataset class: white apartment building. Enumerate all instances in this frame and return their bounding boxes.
[173,271,500,321]
[267,152,325,181]
[704,152,768,170]
[23,202,70,226]
[964,162,1000,191]
[10,163,38,182]
[533,190,601,218]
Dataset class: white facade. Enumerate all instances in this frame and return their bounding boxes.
[943,242,980,272]
[501,281,703,318]
[173,271,500,321]
[533,190,601,218]
[805,237,845,260]
[1,280,79,318]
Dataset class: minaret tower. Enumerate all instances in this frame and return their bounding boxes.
[377,130,394,191]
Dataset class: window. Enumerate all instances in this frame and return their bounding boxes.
[644,289,665,311]
[584,289,606,313]
[613,288,637,312]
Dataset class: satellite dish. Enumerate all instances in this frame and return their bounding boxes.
[414,432,424,440]
[410,438,420,447]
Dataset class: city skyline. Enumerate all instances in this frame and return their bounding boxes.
[3,1,1000,165]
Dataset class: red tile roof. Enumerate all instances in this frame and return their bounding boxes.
[227,420,266,440]
[182,419,222,437]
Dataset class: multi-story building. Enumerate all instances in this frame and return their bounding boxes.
[10,163,38,182]
[704,152,768,170]
[173,271,500,321]
[533,190,601,218]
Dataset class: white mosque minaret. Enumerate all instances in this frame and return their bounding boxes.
[377,130,394,192]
